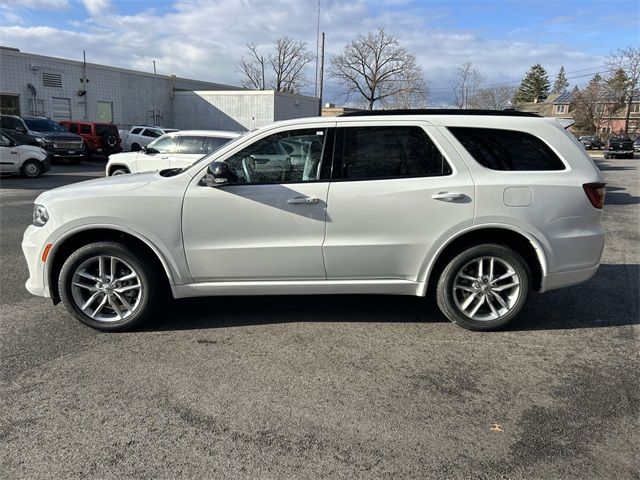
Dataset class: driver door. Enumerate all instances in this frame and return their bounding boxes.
[135,135,177,173]
[182,124,334,282]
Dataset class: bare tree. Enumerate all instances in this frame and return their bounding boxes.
[474,85,516,110]
[238,37,312,93]
[268,36,313,93]
[329,28,427,110]
[607,46,640,134]
[452,62,483,109]
[238,43,265,89]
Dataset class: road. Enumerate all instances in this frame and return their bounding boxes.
[1,157,638,479]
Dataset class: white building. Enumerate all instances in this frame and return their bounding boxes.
[0,46,319,130]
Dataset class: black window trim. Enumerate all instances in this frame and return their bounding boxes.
[328,124,454,183]
[447,126,568,172]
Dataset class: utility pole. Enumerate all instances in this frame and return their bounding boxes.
[314,0,320,97]
[82,50,88,120]
[318,32,325,116]
[261,55,265,90]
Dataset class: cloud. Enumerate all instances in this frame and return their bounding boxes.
[0,0,608,105]
[0,0,69,9]
[81,0,114,17]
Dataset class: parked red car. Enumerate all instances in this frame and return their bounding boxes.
[60,121,122,157]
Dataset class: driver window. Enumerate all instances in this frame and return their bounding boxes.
[225,128,327,184]
[0,133,11,147]
[148,136,177,153]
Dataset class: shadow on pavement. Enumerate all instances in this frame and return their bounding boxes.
[605,186,640,205]
[143,264,639,333]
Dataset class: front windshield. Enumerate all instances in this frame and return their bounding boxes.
[23,118,66,133]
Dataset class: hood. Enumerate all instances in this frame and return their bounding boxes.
[36,171,157,205]
[18,145,47,156]
[30,131,83,141]
[108,151,139,162]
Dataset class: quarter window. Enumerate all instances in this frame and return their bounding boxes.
[332,126,452,180]
[448,127,566,171]
[142,129,161,138]
[225,128,328,184]
[130,128,142,135]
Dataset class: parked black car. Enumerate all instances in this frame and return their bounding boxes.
[604,136,635,159]
[579,135,603,150]
[0,115,85,163]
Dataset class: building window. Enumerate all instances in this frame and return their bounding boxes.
[0,94,20,115]
[42,72,63,88]
[554,104,567,114]
[97,101,113,123]
[601,126,612,134]
[630,103,640,114]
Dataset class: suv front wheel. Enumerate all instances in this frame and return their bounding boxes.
[58,241,161,331]
[436,244,530,331]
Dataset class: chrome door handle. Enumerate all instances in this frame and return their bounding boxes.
[287,196,319,204]
[431,192,465,201]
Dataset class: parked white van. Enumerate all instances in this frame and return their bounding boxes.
[0,131,50,177]
[106,130,241,176]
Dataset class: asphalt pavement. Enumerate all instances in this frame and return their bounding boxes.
[1,156,638,479]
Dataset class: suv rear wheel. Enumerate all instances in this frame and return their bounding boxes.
[436,244,530,331]
[58,241,161,331]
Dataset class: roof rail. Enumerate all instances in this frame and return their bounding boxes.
[339,108,541,118]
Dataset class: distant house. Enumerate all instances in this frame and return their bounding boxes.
[515,91,640,137]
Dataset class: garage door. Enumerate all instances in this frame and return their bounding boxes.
[51,97,71,121]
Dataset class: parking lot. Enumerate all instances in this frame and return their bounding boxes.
[1,156,638,478]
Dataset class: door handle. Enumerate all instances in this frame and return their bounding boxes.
[287,196,319,204]
[10,151,18,154]
[431,192,465,201]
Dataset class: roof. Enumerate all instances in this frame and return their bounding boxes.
[340,109,540,118]
[165,130,241,138]
[553,91,573,104]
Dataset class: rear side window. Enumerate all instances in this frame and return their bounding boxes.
[80,124,92,135]
[1,117,20,130]
[96,124,117,136]
[142,129,161,138]
[449,127,565,171]
[332,126,452,181]
[130,128,142,135]
[203,136,232,153]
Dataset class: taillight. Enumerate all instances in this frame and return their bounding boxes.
[583,182,606,209]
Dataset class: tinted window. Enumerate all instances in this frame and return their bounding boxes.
[1,117,20,130]
[177,136,204,154]
[96,124,117,136]
[80,124,92,135]
[203,136,232,154]
[0,133,11,146]
[332,126,451,180]
[142,129,161,138]
[66,123,78,133]
[147,135,177,153]
[449,127,565,171]
[225,128,328,184]
[130,128,142,135]
[23,118,66,132]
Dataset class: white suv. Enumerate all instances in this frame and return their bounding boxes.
[121,126,179,151]
[22,110,606,331]
[0,131,50,177]
[106,130,240,176]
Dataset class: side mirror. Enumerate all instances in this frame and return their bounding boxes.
[202,162,231,187]
[145,146,159,154]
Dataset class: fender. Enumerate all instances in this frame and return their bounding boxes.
[416,222,551,296]
[43,223,183,294]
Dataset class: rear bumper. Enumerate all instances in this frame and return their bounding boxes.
[542,264,600,291]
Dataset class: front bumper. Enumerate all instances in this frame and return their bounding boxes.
[45,146,85,158]
[41,156,51,173]
[22,224,51,298]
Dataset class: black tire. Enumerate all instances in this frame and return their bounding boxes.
[604,153,610,159]
[131,143,141,152]
[110,167,129,176]
[436,244,531,331]
[58,241,162,331]
[20,159,42,178]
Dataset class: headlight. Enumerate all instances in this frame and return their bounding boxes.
[32,204,49,227]
[35,137,52,146]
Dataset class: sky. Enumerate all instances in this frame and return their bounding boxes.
[0,0,638,105]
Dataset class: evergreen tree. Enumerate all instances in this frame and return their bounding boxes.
[514,64,550,103]
[606,68,630,106]
[552,66,569,94]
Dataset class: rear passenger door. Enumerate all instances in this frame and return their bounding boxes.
[323,122,474,282]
